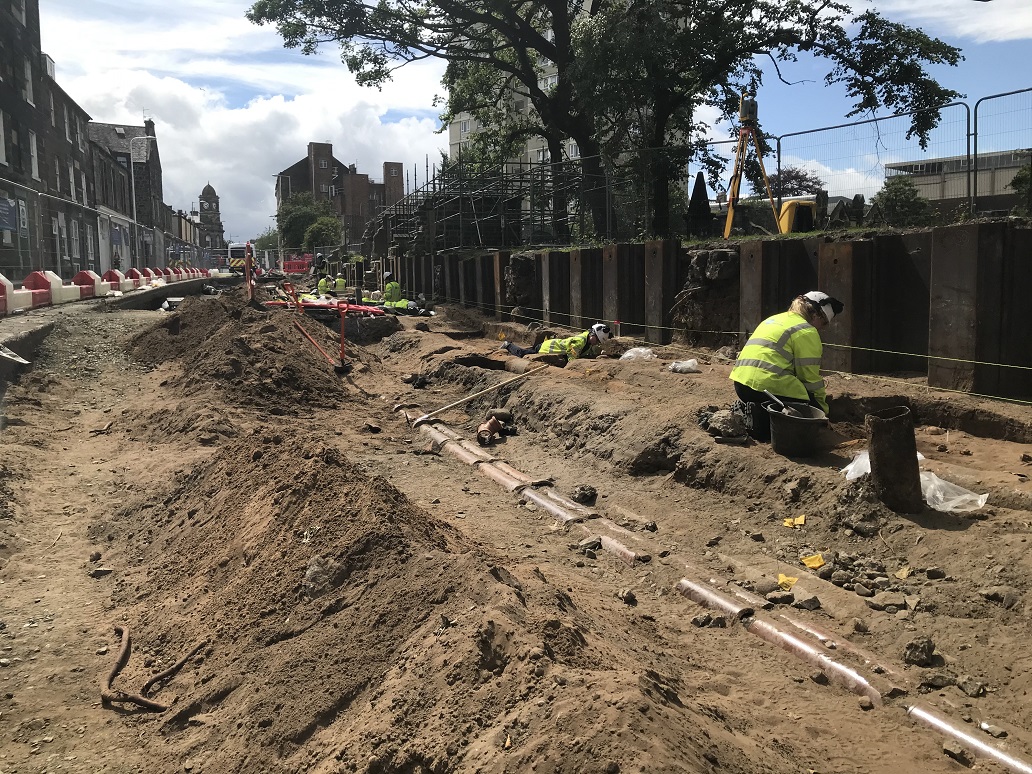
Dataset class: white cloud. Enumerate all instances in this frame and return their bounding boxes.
[40,0,448,243]
[847,0,1032,43]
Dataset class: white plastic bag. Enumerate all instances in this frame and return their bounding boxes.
[841,450,874,481]
[920,472,989,512]
[668,359,700,373]
[619,347,656,361]
[841,450,986,512]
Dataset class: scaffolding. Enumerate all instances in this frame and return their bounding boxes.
[369,156,646,257]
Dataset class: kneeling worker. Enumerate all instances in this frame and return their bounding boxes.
[501,323,611,363]
[730,291,843,439]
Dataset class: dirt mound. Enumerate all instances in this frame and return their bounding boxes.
[129,289,363,413]
[85,431,787,773]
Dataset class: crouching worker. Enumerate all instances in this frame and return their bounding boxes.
[501,323,611,364]
[730,291,843,440]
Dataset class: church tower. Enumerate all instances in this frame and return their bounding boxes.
[198,182,226,252]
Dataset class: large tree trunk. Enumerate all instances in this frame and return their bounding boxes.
[575,139,617,239]
[546,135,571,244]
[648,108,674,239]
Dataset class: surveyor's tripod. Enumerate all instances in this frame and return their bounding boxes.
[723,95,782,239]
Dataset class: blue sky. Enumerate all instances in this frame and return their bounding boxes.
[37,0,1032,239]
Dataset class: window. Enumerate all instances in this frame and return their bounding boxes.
[71,220,80,258]
[536,148,550,163]
[537,74,558,91]
[568,141,580,159]
[14,0,26,24]
[64,105,71,142]
[319,159,328,168]
[23,59,34,105]
[77,117,85,151]
[329,185,336,197]
[55,162,61,193]
[50,93,56,126]
[67,161,75,199]
[0,112,6,166]
[86,224,95,261]
[459,120,470,135]
[320,183,328,192]
[81,171,87,205]
[29,132,39,179]
[58,213,67,256]
[390,168,399,177]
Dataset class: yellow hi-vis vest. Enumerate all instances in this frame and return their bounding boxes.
[539,330,598,361]
[730,311,827,412]
[384,280,402,304]
[335,277,346,292]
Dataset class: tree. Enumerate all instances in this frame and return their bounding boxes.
[276,193,335,249]
[248,0,962,240]
[1007,160,1031,215]
[872,175,934,228]
[252,226,279,252]
[303,217,342,254]
[749,166,827,198]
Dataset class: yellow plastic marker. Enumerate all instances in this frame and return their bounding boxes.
[778,573,799,590]
[801,553,825,570]
[782,514,806,528]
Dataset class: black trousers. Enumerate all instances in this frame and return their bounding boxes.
[733,382,823,441]
[502,341,541,358]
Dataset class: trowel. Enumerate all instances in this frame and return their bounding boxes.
[0,344,30,365]
[764,390,804,417]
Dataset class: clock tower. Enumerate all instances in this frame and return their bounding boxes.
[198,182,226,251]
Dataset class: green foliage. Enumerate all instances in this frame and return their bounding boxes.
[252,226,279,252]
[303,217,343,253]
[1007,162,1032,215]
[749,166,827,198]
[248,0,963,240]
[276,193,335,249]
[872,175,934,228]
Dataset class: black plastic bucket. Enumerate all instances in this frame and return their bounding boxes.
[765,402,828,457]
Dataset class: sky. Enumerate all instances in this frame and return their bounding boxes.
[38,0,1032,241]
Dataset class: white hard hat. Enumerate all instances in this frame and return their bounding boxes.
[590,323,611,342]
[383,271,393,280]
[802,291,844,323]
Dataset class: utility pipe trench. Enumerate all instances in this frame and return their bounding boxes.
[411,414,1032,773]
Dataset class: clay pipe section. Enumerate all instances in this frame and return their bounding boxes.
[907,705,1032,774]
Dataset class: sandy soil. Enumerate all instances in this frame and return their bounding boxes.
[1,285,1030,774]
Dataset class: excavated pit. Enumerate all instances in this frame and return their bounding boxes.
[4,292,1032,774]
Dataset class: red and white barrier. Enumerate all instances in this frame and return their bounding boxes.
[73,270,112,299]
[0,265,228,319]
[102,269,135,292]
